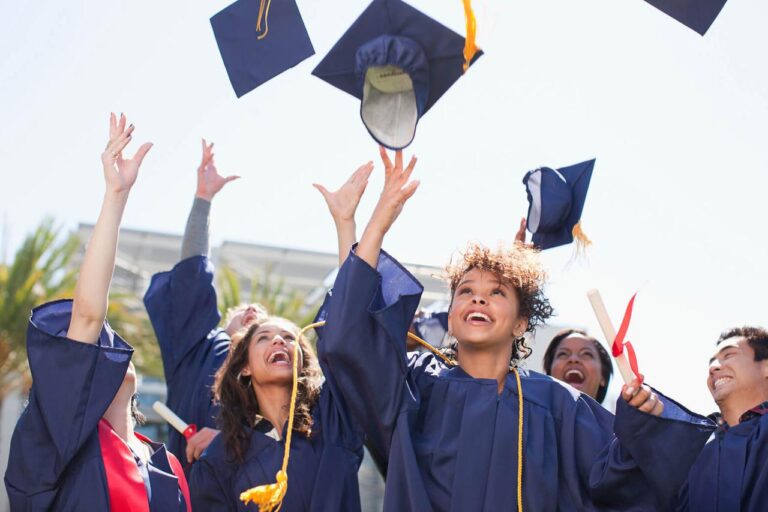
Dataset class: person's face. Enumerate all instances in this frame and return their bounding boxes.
[240,320,303,387]
[226,304,265,335]
[447,269,528,349]
[549,335,605,399]
[708,336,768,405]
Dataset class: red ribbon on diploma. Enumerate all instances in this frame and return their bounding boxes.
[612,293,644,385]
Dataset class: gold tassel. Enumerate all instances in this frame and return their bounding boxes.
[462,0,479,71]
[256,0,273,40]
[571,221,592,259]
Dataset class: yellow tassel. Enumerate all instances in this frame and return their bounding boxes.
[462,0,479,71]
[256,0,272,40]
[571,221,592,259]
[240,470,287,512]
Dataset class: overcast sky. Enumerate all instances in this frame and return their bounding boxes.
[1,0,766,414]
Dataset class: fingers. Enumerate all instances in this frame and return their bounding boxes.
[402,180,420,201]
[353,161,374,183]
[515,217,527,243]
[402,155,417,182]
[186,441,195,463]
[109,112,118,140]
[132,142,154,166]
[379,146,393,169]
[312,183,331,200]
[395,150,403,170]
[105,125,134,158]
[117,113,126,135]
[224,175,240,184]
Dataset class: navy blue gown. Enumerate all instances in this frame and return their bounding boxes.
[144,255,229,469]
[616,397,768,511]
[3,300,190,512]
[189,355,364,510]
[317,249,712,512]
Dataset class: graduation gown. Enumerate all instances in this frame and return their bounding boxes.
[144,255,229,468]
[3,300,191,512]
[189,359,364,511]
[317,249,710,512]
[616,397,768,511]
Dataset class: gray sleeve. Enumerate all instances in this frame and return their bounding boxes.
[181,197,212,260]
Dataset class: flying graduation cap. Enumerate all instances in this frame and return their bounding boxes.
[643,0,728,35]
[210,0,315,97]
[523,159,595,251]
[312,0,483,150]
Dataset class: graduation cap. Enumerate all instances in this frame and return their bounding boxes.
[312,0,483,150]
[412,311,449,348]
[210,0,315,97]
[522,159,595,251]
[643,0,728,35]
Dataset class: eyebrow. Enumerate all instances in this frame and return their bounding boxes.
[457,278,507,288]
[709,345,738,364]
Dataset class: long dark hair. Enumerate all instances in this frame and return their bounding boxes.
[542,328,612,403]
[213,318,322,463]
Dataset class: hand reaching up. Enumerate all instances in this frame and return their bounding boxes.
[196,138,240,201]
[101,113,153,195]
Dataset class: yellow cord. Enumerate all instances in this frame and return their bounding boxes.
[462,0,479,71]
[513,367,524,512]
[256,0,272,40]
[239,321,528,511]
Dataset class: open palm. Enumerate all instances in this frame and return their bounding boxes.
[313,162,374,223]
[196,139,240,201]
[101,113,152,194]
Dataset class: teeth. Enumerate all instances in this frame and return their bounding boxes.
[565,369,584,378]
[269,350,290,363]
[714,377,732,389]
[466,312,491,322]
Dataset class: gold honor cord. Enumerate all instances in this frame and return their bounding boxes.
[239,321,524,512]
[256,0,272,40]
[462,0,478,71]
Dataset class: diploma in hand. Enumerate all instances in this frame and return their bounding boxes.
[152,401,198,440]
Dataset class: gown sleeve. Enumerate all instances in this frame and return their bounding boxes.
[4,299,133,510]
[601,391,715,509]
[317,247,423,467]
[143,255,221,380]
[189,442,236,512]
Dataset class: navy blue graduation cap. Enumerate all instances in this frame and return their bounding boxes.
[210,0,315,97]
[643,0,728,35]
[412,311,449,348]
[522,159,595,251]
[312,0,483,150]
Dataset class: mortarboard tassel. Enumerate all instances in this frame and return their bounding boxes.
[571,221,592,258]
[256,0,272,40]
[462,0,478,71]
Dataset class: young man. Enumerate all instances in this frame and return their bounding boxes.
[617,326,768,511]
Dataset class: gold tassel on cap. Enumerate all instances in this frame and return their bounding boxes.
[462,0,478,71]
[255,0,273,40]
[571,221,592,258]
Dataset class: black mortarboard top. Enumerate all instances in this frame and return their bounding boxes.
[312,0,482,150]
[211,0,315,97]
[643,0,728,35]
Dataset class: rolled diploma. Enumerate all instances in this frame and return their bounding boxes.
[152,401,189,434]
[586,289,636,385]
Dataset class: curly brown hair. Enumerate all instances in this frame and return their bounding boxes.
[213,317,323,463]
[442,242,554,365]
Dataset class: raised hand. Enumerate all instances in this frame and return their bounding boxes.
[101,113,153,195]
[356,147,419,268]
[313,161,374,225]
[196,139,240,201]
[514,217,534,249]
[367,147,419,237]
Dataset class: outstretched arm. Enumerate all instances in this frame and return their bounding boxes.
[180,139,239,260]
[356,147,419,268]
[67,113,152,344]
[314,161,374,267]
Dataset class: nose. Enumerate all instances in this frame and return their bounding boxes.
[567,353,580,363]
[272,335,287,346]
[471,294,487,305]
[709,359,721,375]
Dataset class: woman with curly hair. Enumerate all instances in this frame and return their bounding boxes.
[189,315,365,511]
[317,148,712,511]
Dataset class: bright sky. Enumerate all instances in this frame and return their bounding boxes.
[1,0,766,415]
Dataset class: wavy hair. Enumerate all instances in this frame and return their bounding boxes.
[213,317,322,463]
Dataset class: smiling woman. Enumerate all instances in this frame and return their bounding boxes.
[543,328,613,403]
